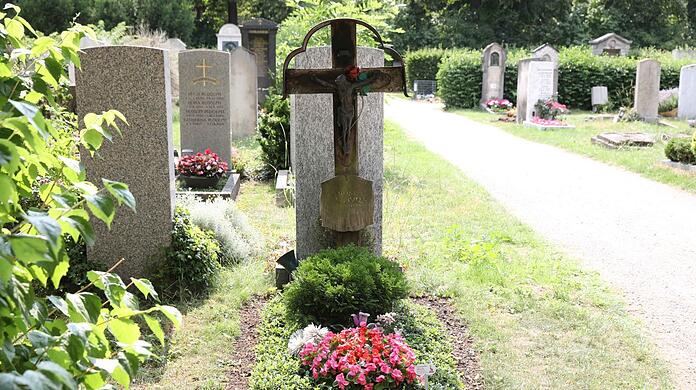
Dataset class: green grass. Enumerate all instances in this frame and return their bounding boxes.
[134,180,293,389]
[454,109,696,193]
[381,120,672,388]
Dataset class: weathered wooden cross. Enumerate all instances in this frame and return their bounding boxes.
[283,18,408,247]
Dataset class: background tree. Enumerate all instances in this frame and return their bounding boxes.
[135,0,195,41]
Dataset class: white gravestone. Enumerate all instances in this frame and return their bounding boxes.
[592,86,609,106]
[518,60,555,123]
[532,43,559,95]
[217,23,242,52]
[678,64,696,120]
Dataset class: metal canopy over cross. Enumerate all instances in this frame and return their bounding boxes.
[283,18,408,247]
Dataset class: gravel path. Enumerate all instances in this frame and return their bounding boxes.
[386,99,696,388]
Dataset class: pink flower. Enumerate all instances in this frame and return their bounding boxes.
[392,369,403,382]
[336,373,349,389]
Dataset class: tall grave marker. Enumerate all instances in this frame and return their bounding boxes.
[481,42,506,105]
[634,59,661,123]
[179,49,232,163]
[532,43,559,95]
[678,64,696,120]
[75,46,175,279]
[230,48,258,139]
[283,19,408,259]
[516,58,555,124]
[240,18,278,103]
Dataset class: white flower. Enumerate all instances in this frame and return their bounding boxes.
[288,323,329,356]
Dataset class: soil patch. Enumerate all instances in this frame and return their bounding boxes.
[414,296,484,390]
[226,296,267,390]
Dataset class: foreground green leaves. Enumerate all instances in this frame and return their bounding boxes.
[0,4,181,389]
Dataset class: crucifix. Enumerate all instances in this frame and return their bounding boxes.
[283,19,408,247]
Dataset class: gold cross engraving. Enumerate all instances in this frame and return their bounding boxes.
[193,58,218,86]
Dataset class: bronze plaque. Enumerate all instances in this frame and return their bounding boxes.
[320,175,374,232]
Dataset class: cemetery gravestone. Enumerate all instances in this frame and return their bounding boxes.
[230,48,258,139]
[678,64,696,120]
[532,43,559,95]
[413,80,436,98]
[284,19,407,259]
[75,46,175,279]
[218,23,242,52]
[481,42,506,104]
[240,18,279,103]
[179,49,232,164]
[589,33,632,56]
[592,86,609,108]
[634,59,661,123]
[517,59,554,123]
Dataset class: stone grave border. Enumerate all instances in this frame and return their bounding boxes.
[660,160,696,173]
[523,121,575,130]
[175,173,241,200]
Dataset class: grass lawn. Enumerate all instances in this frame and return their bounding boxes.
[137,120,671,389]
[454,109,696,193]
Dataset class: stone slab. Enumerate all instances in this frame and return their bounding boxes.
[591,132,655,148]
[229,47,258,139]
[634,59,661,123]
[515,58,542,124]
[678,64,696,120]
[523,121,575,130]
[179,49,232,165]
[290,46,384,259]
[75,46,175,279]
[275,169,294,207]
[661,159,696,172]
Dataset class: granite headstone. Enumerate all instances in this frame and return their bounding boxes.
[589,33,632,56]
[634,59,661,123]
[517,59,554,123]
[290,46,384,259]
[481,42,506,104]
[179,49,232,164]
[75,46,175,279]
[240,18,278,103]
[678,64,696,120]
[230,47,258,139]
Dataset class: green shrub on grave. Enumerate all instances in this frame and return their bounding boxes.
[257,93,291,176]
[428,46,688,110]
[665,137,696,164]
[156,207,221,299]
[692,131,696,157]
[404,48,448,88]
[283,245,409,327]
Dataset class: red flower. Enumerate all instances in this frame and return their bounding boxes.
[176,149,230,178]
[345,66,361,82]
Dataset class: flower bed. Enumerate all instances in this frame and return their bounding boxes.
[177,148,229,178]
[249,297,462,389]
[484,98,513,114]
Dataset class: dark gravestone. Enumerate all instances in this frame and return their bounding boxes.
[240,18,278,103]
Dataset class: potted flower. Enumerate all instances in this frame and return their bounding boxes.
[532,97,570,126]
[485,98,513,114]
[176,148,229,189]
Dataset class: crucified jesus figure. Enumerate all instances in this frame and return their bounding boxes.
[314,72,382,154]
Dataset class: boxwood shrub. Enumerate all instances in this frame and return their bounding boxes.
[665,137,696,164]
[428,46,688,110]
[283,245,409,327]
[404,48,448,88]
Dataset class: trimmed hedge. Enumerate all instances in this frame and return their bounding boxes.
[404,48,448,88]
[431,46,692,110]
[665,137,696,164]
